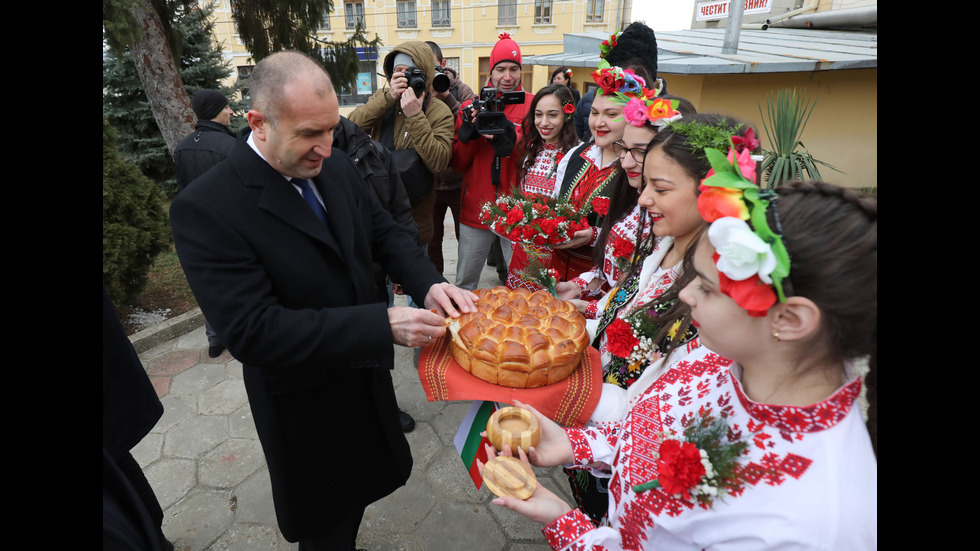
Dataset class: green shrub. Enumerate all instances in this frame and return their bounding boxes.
[103,118,171,305]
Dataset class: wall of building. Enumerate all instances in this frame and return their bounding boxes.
[663,68,877,188]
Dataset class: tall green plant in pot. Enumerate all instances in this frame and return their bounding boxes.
[758,88,839,187]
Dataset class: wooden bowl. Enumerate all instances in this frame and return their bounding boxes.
[486,407,541,454]
[482,456,537,500]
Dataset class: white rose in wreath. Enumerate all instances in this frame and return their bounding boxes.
[708,217,777,284]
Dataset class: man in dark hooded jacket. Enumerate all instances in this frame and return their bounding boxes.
[349,41,454,248]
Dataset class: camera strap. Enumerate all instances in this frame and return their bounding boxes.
[491,154,501,189]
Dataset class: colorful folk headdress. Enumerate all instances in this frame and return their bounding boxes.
[598,31,621,59]
[696,130,791,317]
[591,60,645,97]
[622,95,682,128]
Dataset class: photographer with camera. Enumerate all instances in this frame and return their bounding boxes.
[350,41,455,248]
[452,33,533,291]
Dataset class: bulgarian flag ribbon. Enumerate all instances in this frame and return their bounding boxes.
[454,400,499,489]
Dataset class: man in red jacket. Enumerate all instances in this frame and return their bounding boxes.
[451,33,532,290]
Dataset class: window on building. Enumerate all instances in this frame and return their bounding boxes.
[586,0,604,22]
[432,0,451,27]
[445,57,460,75]
[397,1,417,28]
[498,0,517,25]
[345,1,365,29]
[320,8,330,30]
[534,0,552,24]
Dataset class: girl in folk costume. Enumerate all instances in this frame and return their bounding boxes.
[548,63,644,282]
[557,94,696,320]
[505,84,583,291]
[484,176,878,550]
[566,114,755,525]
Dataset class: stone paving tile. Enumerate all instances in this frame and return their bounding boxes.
[233,468,277,526]
[170,362,226,396]
[207,524,293,550]
[163,415,228,459]
[430,401,478,447]
[163,489,236,550]
[147,348,202,377]
[132,431,163,466]
[144,457,197,510]
[426,447,489,503]
[417,501,507,551]
[154,394,197,432]
[228,403,257,439]
[355,530,423,551]
[199,438,266,487]
[150,376,171,398]
[198,379,248,415]
[362,471,437,532]
[404,421,441,470]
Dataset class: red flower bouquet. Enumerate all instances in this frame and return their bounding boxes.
[481,189,591,247]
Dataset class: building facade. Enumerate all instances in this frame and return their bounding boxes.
[205,0,630,114]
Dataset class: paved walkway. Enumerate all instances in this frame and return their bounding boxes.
[133,219,574,550]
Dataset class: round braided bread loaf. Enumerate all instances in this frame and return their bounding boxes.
[447,287,590,388]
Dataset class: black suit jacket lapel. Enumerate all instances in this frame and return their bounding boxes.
[231,142,344,258]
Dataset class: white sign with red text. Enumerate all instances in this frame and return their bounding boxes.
[696,0,772,21]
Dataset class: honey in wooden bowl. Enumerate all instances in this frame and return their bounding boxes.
[486,407,541,454]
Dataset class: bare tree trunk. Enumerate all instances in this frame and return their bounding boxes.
[128,0,195,154]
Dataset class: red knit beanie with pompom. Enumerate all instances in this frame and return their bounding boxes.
[490,33,522,70]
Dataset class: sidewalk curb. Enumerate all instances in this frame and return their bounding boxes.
[129,307,205,355]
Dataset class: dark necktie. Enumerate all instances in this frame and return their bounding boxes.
[292,178,328,226]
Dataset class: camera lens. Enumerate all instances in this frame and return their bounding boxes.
[432,72,450,93]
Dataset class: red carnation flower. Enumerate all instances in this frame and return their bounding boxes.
[538,218,559,237]
[505,205,524,226]
[605,318,639,358]
[591,197,610,216]
[563,103,576,115]
[611,237,634,259]
[656,439,706,500]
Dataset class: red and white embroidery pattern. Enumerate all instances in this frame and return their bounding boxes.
[547,348,876,550]
[522,143,563,197]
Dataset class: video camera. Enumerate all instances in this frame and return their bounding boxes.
[466,87,526,135]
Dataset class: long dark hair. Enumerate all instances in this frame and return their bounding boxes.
[772,181,877,456]
[518,84,579,184]
[617,114,750,354]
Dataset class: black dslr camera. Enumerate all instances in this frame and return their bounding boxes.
[467,87,526,135]
[403,66,450,97]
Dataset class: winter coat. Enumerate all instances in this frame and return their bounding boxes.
[173,120,237,190]
[452,82,532,229]
[348,41,454,176]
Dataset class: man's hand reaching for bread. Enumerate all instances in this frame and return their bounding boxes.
[424,282,478,318]
[387,283,477,348]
